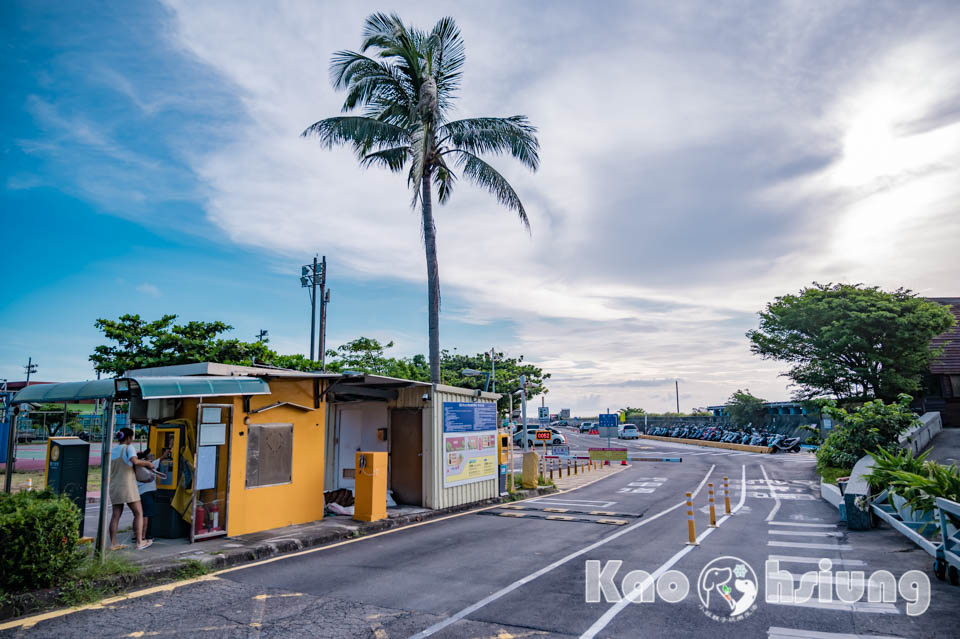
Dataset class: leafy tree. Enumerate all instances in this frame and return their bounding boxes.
[324,337,430,380]
[725,389,767,427]
[302,13,539,383]
[619,406,646,418]
[747,283,956,402]
[91,314,295,376]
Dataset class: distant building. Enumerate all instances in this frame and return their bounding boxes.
[921,298,960,427]
[707,401,809,418]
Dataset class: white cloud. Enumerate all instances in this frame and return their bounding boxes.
[153,0,960,413]
[136,283,161,297]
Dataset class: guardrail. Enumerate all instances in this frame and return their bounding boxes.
[870,492,960,585]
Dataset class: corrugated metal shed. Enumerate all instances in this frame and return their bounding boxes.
[929,298,960,374]
[423,384,500,510]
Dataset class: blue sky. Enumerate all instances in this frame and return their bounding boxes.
[3,1,960,413]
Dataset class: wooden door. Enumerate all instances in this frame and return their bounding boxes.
[389,409,423,506]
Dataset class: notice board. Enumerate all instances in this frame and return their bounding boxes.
[442,402,498,487]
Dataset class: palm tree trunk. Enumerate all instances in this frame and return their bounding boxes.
[422,173,442,383]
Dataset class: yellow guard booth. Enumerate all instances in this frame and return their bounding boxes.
[124,363,335,540]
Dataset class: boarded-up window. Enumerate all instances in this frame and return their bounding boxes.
[246,423,293,488]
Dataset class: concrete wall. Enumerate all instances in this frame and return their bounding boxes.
[899,411,943,456]
[226,379,327,537]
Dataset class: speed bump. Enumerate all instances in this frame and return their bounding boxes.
[546,515,575,521]
[499,512,527,518]
[544,507,569,513]
[595,519,629,526]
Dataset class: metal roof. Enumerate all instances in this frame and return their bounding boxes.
[129,376,271,399]
[930,298,960,375]
[125,362,337,379]
[12,379,116,404]
[12,376,271,404]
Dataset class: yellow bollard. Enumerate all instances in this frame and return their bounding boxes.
[708,483,717,527]
[574,460,579,475]
[549,460,554,481]
[686,492,697,545]
[724,476,731,514]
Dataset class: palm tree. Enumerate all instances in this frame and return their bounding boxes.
[302,13,539,383]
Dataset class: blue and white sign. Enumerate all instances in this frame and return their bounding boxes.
[599,413,618,427]
[443,402,498,433]
[552,445,570,457]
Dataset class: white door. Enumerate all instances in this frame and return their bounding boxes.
[336,407,364,491]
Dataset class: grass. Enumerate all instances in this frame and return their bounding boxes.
[818,465,853,486]
[175,559,209,580]
[7,467,103,493]
[58,551,140,607]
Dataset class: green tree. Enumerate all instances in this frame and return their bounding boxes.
[302,13,539,384]
[619,406,646,418]
[91,314,298,376]
[815,394,919,470]
[747,283,956,402]
[439,350,549,416]
[725,389,767,427]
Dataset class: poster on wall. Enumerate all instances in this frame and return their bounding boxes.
[442,402,498,487]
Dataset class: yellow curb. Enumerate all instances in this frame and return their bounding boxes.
[639,434,772,454]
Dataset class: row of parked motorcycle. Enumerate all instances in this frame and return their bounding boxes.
[645,424,804,453]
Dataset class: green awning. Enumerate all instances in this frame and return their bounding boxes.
[12,379,116,404]
[130,376,270,399]
[12,376,271,404]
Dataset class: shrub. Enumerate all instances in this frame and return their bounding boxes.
[0,489,82,592]
[815,395,918,471]
[864,446,930,494]
[884,463,960,516]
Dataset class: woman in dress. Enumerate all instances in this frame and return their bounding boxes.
[108,427,155,550]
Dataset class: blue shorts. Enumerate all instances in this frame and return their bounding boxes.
[140,491,157,518]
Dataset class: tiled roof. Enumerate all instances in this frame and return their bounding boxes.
[929,298,960,374]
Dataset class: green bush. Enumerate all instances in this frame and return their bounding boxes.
[815,395,918,471]
[0,489,82,592]
[883,463,960,516]
[864,446,930,494]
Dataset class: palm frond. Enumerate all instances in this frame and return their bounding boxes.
[440,116,540,170]
[452,150,530,230]
[331,52,414,116]
[360,146,409,172]
[425,17,465,112]
[433,155,456,204]
[301,117,409,158]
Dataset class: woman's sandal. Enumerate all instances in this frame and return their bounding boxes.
[136,540,154,550]
[109,544,127,551]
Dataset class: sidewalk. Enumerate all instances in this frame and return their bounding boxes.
[924,426,960,467]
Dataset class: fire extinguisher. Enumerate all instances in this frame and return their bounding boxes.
[195,504,207,535]
[208,501,219,530]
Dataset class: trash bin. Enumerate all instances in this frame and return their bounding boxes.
[150,489,189,538]
[46,437,90,536]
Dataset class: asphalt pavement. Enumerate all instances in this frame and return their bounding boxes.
[5,430,959,638]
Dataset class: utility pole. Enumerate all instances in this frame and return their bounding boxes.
[319,256,329,371]
[488,347,495,394]
[24,357,36,386]
[520,375,528,452]
[256,329,268,343]
[675,380,680,413]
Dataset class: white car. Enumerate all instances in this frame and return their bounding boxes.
[618,424,640,439]
[514,427,567,447]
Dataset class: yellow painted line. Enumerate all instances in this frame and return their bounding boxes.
[0,574,220,631]
[1,464,631,631]
[543,507,569,513]
[546,515,575,521]
[595,519,629,526]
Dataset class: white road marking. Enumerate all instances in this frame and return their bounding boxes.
[578,465,747,639]
[769,522,836,528]
[767,555,866,567]
[768,530,844,538]
[407,466,719,639]
[761,464,781,522]
[768,626,904,638]
[768,541,853,551]
[769,599,899,614]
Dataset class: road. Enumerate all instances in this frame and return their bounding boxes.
[5,432,959,638]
